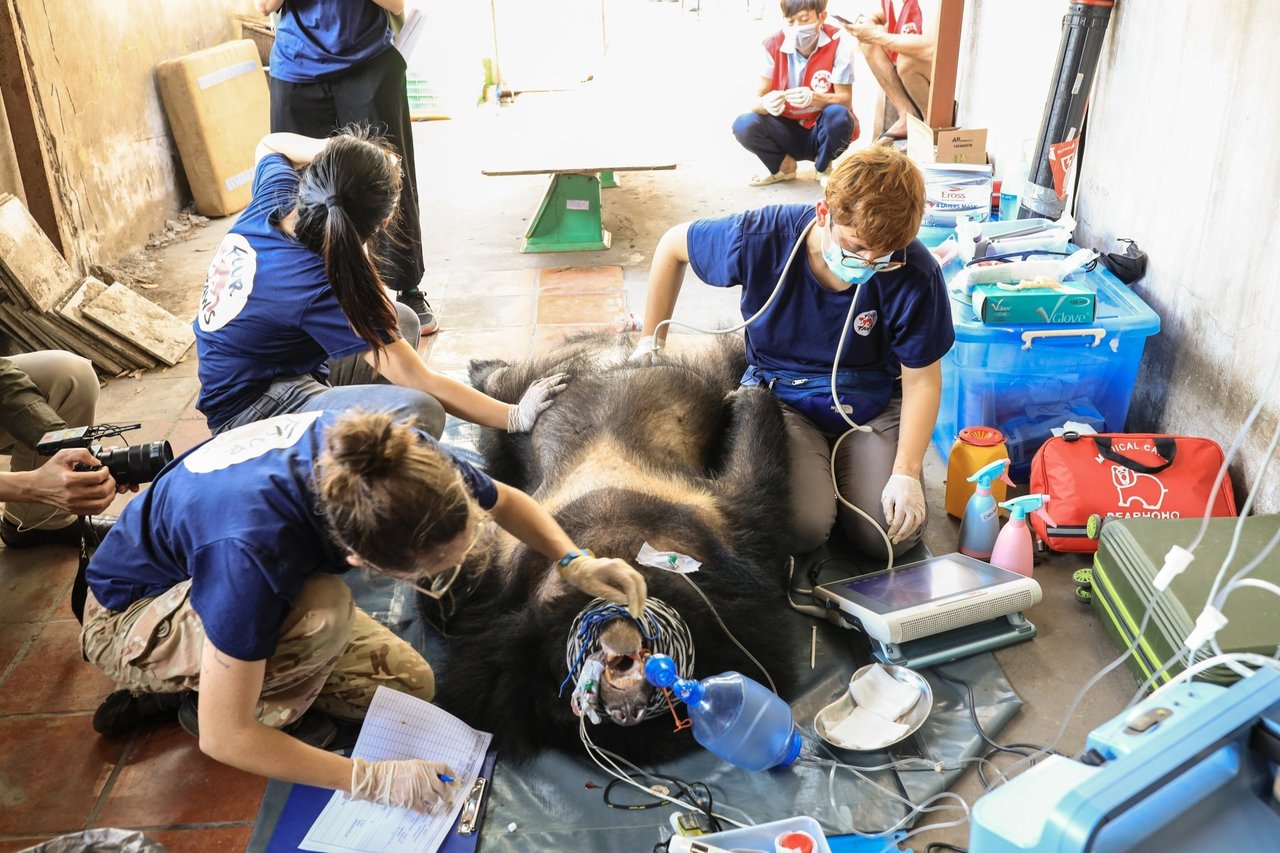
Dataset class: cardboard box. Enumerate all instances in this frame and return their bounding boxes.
[972,281,1097,325]
[906,114,988,165]
[156,40,269,217]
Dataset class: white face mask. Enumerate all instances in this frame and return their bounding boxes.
[789,23,819,51]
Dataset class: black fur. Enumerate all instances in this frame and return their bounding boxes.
[422,332,799,763]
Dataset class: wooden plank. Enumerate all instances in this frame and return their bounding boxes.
[0,297,126,375]
[81,283,194,367]
[60,277,157,369]
[0,195,78,311]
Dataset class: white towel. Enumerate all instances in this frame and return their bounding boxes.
[827,705,910,750]
[850,664,922,722]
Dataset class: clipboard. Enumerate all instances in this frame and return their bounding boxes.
[260,749,498,853]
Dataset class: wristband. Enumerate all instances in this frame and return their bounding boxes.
[557,548,595,573]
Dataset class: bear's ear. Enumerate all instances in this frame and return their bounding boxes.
[468,358,510,392]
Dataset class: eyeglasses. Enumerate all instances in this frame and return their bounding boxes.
[832,244,905,273]
[364,525,481,600]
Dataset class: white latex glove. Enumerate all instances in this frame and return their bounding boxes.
[507,372,569,432]
[784,87,814,109]
[761,90,787,116]
[349,757,458,813]
[880,474,926,544]
[561,554,648,618]
[628,335,664,364]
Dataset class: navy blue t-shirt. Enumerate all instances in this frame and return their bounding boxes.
[269,0,393,83]
[86,411,498,662]
[194,154,397,431]
[686,204,954,377]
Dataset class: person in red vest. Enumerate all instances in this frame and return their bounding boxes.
[732,0,857,187]
[838,1,939,145]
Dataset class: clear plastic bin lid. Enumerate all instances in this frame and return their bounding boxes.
[946,252,1161,343]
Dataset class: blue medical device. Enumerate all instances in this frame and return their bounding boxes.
[969,666,1280,852]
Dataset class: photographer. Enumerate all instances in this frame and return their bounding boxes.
[82,409,646,810]
[0,352,118,548]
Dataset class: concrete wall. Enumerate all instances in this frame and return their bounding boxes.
[10,0,244,270]
[955,0,1280,511]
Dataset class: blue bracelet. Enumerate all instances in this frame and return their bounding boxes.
[557,548,595,569]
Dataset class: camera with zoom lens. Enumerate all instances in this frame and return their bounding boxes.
[35,423,173,487]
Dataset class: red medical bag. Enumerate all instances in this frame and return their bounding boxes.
[1028,432,1237,553]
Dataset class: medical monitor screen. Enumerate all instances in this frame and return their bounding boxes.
[836,555,1010,612]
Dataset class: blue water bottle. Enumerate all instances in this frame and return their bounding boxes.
[644,654,802,771]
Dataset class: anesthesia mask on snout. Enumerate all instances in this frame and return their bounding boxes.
[821,224,892,288]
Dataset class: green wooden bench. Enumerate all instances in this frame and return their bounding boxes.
[482,159,676,253]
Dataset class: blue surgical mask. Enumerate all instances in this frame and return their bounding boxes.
[822,224,886,286]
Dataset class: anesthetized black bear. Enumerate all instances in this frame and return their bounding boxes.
[419,332,802,764]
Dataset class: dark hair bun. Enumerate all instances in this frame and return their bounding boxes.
[324,411,412,478]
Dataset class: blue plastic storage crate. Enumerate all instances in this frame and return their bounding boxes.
[931,259,1160,481]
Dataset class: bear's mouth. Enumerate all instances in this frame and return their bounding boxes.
[596,619,654,726]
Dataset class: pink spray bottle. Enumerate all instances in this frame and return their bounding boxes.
[990,494,1054,577]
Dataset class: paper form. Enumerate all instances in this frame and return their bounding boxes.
[300,686,493,853]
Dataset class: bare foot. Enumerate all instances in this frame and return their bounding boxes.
[780,155,798,176]
[877,116,909,144]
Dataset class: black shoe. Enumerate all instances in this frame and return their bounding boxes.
[179,693,338,749]
[0,514,117,549]
[396,289,439,335]
[93,689,184,736]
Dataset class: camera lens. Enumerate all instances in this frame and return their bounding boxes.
[94,441,173,487]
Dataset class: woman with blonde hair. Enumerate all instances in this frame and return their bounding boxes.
[82,409,644,812]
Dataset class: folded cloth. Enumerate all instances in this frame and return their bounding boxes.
[850,664,922,722]
[827,704,910,750]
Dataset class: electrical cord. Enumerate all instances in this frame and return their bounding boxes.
[932,669,1060,790]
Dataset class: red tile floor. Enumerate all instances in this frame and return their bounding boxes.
[0,266,629,850]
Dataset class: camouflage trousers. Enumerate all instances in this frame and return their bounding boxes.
[81,574,434,728]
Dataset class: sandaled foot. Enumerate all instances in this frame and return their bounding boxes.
[748,170,797,187]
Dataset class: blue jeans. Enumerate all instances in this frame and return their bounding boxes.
[215,303,446,438]
[731,105,858,174]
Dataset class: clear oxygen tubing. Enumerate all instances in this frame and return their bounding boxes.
[645,217,898,581]
[1118,345,1280,703]
[576,714,756,829]
[1148,652,1280,700]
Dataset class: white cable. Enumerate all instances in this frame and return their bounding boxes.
[1186,343,1280,555]
[577,716,752,828]
[1202,405,1280,614]
[677,573,776,693]
[652,219,816,344]
[1147,652,1280,699]
[801,755,971,839]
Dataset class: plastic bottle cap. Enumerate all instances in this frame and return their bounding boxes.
[957,426,1006,447]
[775,830,817,853]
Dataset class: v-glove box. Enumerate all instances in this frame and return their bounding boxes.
[156,40,269,217]
[1090,516,1280,690]
[931,259,1160,481]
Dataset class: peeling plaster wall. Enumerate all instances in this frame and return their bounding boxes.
[11,0,243,269]
[955,0,1280,511]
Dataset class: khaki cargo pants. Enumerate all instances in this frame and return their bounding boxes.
[81,574,434,728]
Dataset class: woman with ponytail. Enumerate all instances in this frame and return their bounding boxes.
[81,409,646,811]
[194,128,565,437]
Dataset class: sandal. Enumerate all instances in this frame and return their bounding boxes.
[748,170,797,187]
